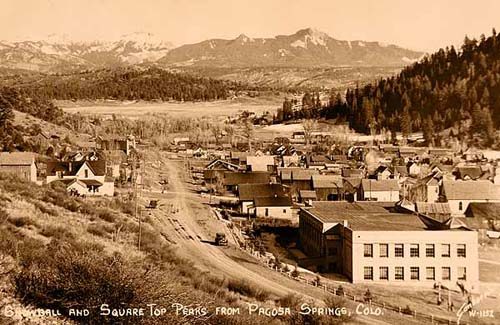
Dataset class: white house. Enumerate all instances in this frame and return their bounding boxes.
[253,196,293,219]
[246,155,276,172]
[361,179,400,202]
[442,180,500,216]
[46,160,114,196]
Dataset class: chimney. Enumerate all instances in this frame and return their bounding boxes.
[343,220,348,228]
[68,162,72,173]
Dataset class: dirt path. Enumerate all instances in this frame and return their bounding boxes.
[142,153,419,324]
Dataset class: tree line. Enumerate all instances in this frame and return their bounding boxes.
[279,29,500,148]
[13,67,240,102]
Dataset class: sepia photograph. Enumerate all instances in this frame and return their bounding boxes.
[1,0,500,324]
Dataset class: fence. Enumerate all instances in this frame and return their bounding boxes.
[238,244,468,325]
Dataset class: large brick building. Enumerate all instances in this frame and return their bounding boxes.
[299,201,479,287]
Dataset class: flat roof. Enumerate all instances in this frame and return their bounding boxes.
[302,201,426,231]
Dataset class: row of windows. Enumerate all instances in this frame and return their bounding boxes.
[363,243,466,258]
[363,266,467,281]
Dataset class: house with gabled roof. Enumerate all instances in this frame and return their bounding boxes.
[0,152,37,183]
[409,172,440,203]
[237,183,288,216]
[222,171,271,193]
[46,159,114,196]
[441,180,500,216]
[361,179,400,202]
[312,175,344,201]
[253,196,293,219]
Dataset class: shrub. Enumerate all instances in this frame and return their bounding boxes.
[226,279,270,302]
[97,208,117,223]
[39,225,74,240]
[7,215,36,228]
[13,240,189,325]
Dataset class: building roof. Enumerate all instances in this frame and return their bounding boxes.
[415,202,451,215]
[0,152,35,166]
[80,179,103,186]
[341,168,364,178]
[302,201,425,231]
[312,175,343,189]
[254,196,292,207]
[205,159,240,171]
[46,160,106,177]
[465,202,500,220]
[456,166,482,180]
[238,183,285,201]
[442,180,500,200]
[299,190,317,199]
[361,179,399,192]
[223,172,270,186]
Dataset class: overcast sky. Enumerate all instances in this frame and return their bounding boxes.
[2,0,499,52]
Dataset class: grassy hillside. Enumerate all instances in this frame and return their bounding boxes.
[0,174,350,325]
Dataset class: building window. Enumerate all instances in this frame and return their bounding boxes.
[84,169,89,178]
[426,244,435,257]
[364,267,373,280]
[379,267,389,280]
[395,244,404,257]
[441,244,450,257]
[379,243,388,257]
[426,267,435,280]
[410,267,420,280]
[457,244,466,257]
[457,267,466,280]
[442,267,451,280]
[265,208,269,217]
[395,267,404,280]
[410,244,419,257]
[283,209,287,214]
[459,201,463,211]
[364,244,373,257]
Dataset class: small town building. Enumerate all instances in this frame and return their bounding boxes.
[298,201,479,287]
[361,179,400,202]
[441,180,500,216]
[253,196,293,219]
[46,160,114,196]
[0,152,37,183]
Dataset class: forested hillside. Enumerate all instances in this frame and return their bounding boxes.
[0,87,66,151]
[3,67,239,102]
[337,29,500,147]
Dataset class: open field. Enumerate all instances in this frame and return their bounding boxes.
[57,96,282,119]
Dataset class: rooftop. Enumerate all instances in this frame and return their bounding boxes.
[0,152,36,165]
[238,183,285,201]
[442,180,500,200]
[223,172,270,186]
[361,179,399,192]
[312,175,343,189]
[302,201,425,231]
[254,196,292,207]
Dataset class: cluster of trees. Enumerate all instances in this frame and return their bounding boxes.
[280,29,500,148]
[17,67,238,102]
[0,87,65,151]
[275,92,323,122]
[340,29,500,147]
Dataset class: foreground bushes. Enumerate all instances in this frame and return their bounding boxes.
[13,239,202,324]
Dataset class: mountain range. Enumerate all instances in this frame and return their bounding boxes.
[0,32,173,72]
[0,28,424,72]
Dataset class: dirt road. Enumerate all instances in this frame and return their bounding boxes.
[142,153,424,325]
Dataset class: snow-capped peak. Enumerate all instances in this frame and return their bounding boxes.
[291,27,329,48]
[117,32,173,50]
